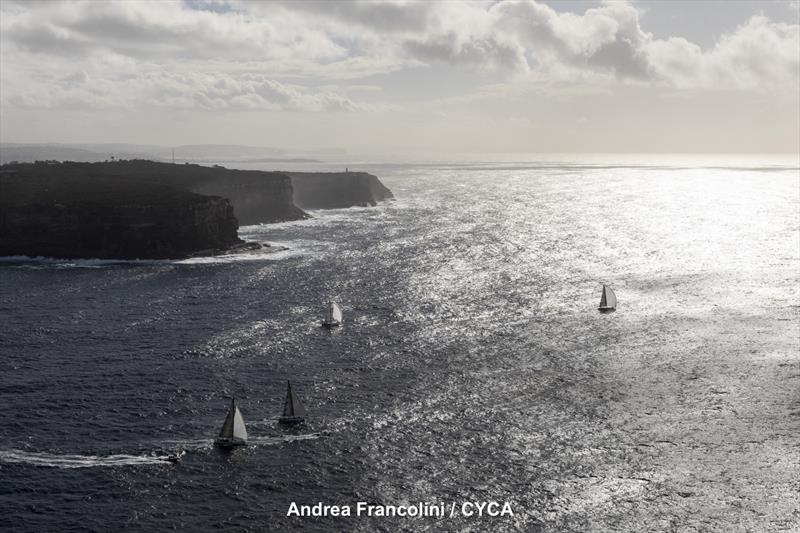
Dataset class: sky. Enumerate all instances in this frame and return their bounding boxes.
[0,0,798,155]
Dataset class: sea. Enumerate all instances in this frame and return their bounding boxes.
[1,155,798,532]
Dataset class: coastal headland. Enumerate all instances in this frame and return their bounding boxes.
[288,171,394,209]
[0,160,393,259]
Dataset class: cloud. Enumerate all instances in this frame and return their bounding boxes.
[246,0,435,34]
[1,0,346,62]
[403,32,529,74]
[256,0,798,89]
[486,1,798,88]
[0,0,797,115]
[645,16,799,89]
[7,70,360,112]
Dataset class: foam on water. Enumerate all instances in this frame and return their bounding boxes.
[0,244,295,268]
[247,434,322,444]
[1,432,324,469]
[0,449,180,469]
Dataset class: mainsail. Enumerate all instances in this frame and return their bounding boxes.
[282,381,307,418]
[219,399,248,441]
[330,302,343,324]
[323,301,343,326]
[599,285,617,309]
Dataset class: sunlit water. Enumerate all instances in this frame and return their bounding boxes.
[1,159,798,532]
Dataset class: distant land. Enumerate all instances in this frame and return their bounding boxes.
[0,143,333,165]
[289,171,394,209]
[238,157,322,163]
[0,160,393,260]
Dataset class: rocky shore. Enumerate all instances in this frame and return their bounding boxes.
[0,161,394,260]
[0,170,244,260]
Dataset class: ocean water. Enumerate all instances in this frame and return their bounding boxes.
[1,158,798,532]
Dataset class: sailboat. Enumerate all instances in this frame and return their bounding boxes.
[214,398,248,448]
[598,284,617,312]
[278,381,307,425]
[322,301,343,328]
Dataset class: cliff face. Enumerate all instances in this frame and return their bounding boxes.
[189,173,303,225]
[0,170,243,259]
[0,161,308,225]
[288,171,393,210]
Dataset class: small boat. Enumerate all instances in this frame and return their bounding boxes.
[278,381,307,425]
[165,451,184,463]
[598,284,617,312]
[214,398,248,448]
[322,301,343,328]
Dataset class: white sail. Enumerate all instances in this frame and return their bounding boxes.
[331,302,343,323]
[231,407,247,441]
[219,399,247,442]
[323,301,342,326]
[599,285,617,309]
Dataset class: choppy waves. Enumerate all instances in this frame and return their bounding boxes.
[1,161,798,532]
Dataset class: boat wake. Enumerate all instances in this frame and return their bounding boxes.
[0,449,179,469]
[247,434,322,445]
[155,433,322,449]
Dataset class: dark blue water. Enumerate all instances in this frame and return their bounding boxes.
[1,161,798,532]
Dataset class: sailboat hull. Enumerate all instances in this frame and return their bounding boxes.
[598,306,616,313]
[214,437,247,448]
[321,320,341,328]
[278,416,305,425]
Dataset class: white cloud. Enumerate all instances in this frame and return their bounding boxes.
[6,67,361,112]
[1,0,346,62]
[0,0,797,116]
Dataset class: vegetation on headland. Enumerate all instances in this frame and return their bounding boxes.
[0,160,394,259]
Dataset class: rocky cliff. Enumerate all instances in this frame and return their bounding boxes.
[0,168,244,259]
[0,160,308,225]
[288,171,393,209]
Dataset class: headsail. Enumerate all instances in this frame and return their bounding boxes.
[323,301,343,327]
[231,406,247,441]
[282,381,307,418]
[219,398,247,441]
[330,302,342,324]
[599,285,617,310]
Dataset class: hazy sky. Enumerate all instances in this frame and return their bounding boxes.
[1,0,798,154]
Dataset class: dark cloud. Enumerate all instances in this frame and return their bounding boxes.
[7,21,93,56]
[251,0,434,33]
[1,1,343,61]
[587,38,653,80]
[403,33,528,72]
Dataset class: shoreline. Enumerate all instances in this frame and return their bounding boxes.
[0,241,290,265]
